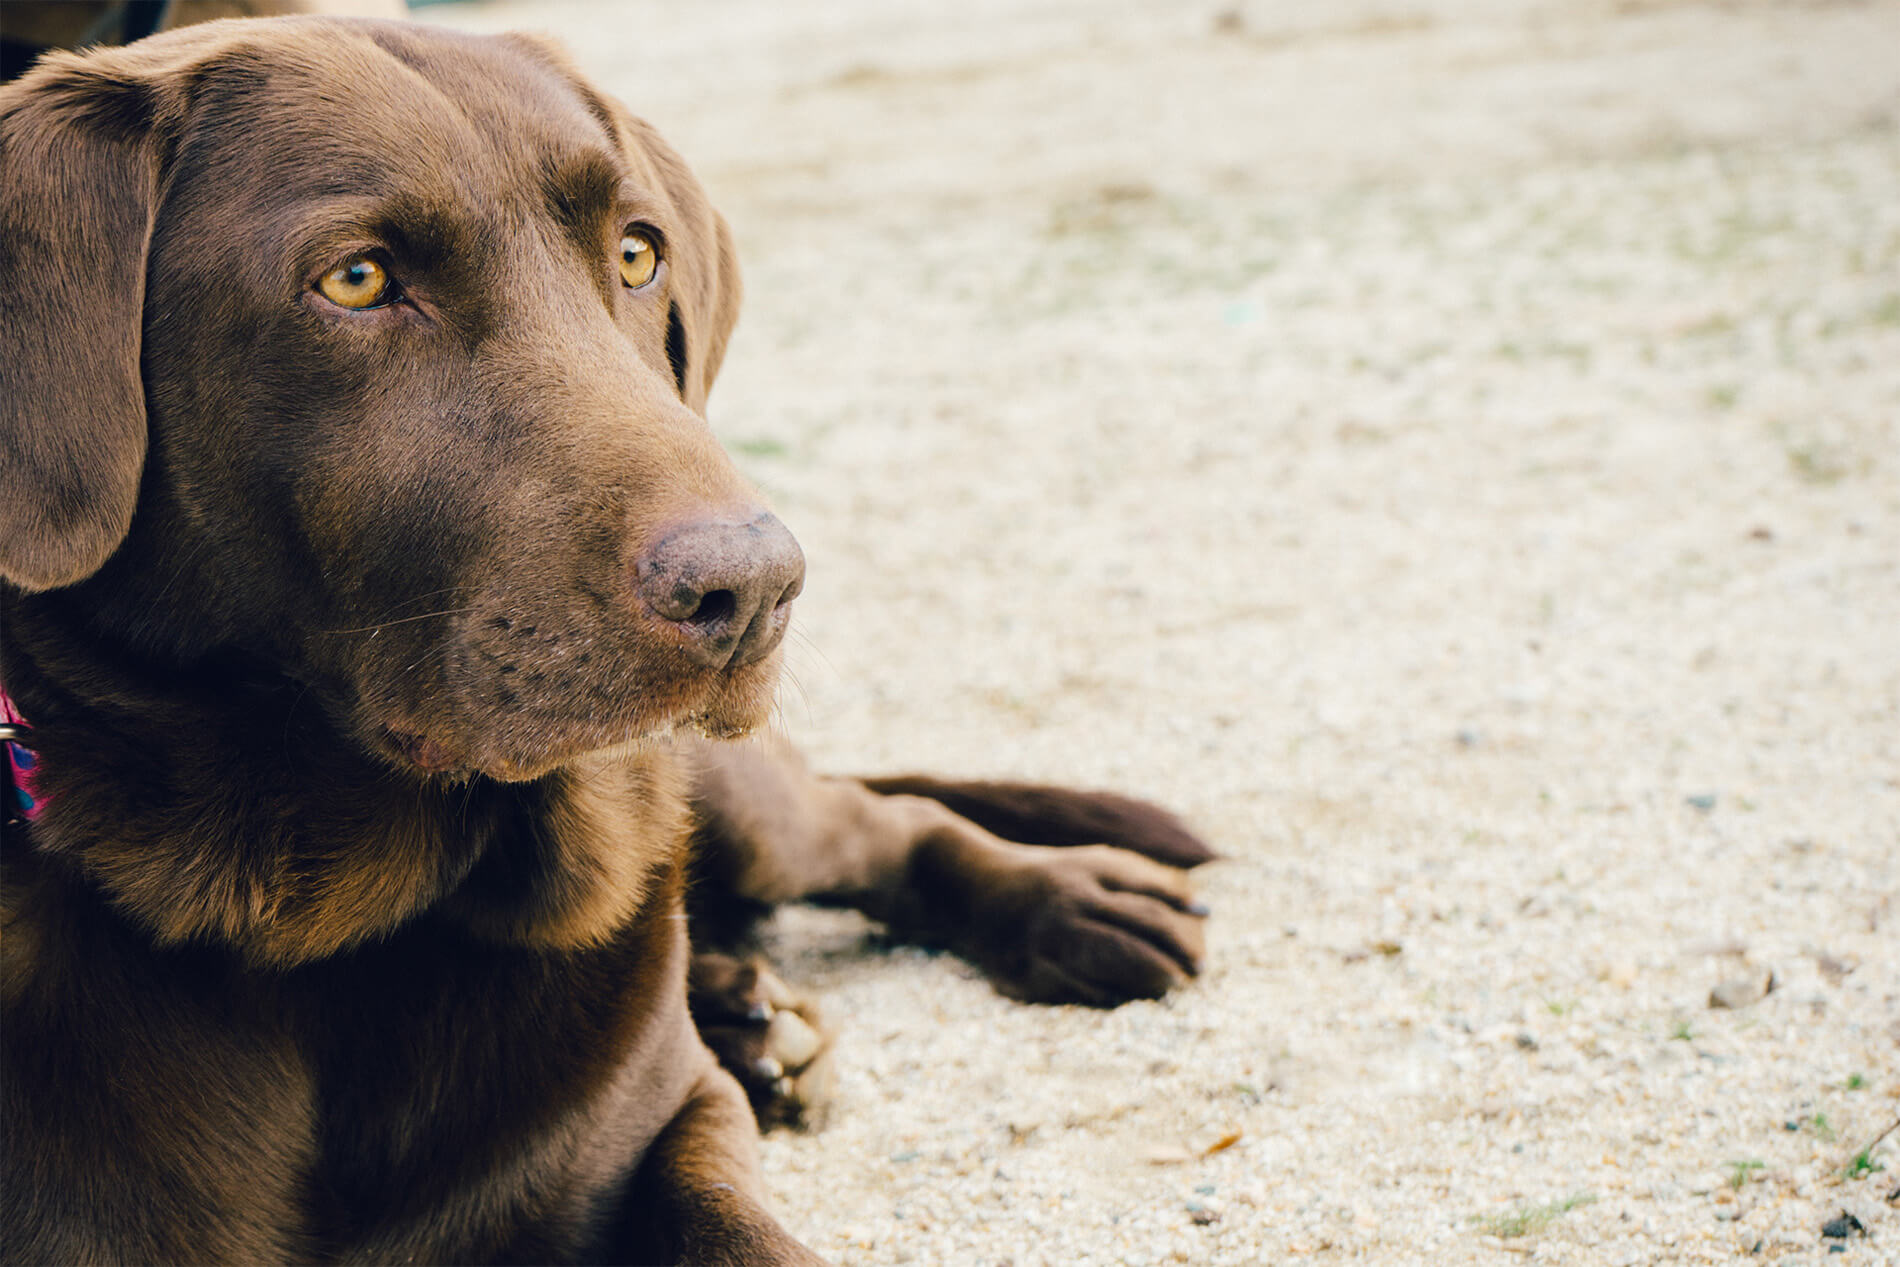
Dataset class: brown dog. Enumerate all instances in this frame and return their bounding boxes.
[0,17,1209,1264]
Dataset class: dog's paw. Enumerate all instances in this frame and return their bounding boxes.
[687,953,835,1130]
[971,844,1208,1007]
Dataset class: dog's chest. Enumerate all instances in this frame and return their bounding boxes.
[286,899,698,1257]
[5,852,696,1263]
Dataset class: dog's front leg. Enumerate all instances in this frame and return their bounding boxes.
[617,1064,827,1266]
[683,737,1208,1006]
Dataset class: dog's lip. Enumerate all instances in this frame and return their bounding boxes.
[382,726,469,776]
[365,638,783,779]
[376,711,682,782]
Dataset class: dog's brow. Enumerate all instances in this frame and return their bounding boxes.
[542,151,624,227]
[290,196,470,276]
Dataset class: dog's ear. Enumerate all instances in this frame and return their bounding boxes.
[0,46,187,592]
[602,105,743,416]
[644,130,743,416]
[496,35,744,416]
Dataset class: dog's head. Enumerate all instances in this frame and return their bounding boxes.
[0,18,800,781]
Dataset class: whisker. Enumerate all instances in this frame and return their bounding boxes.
[375,585,477,614]
[776,665,813,729]
[787,626,839,682]
[320,606,479,636]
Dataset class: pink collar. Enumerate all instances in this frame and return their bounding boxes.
[1,683,43,825]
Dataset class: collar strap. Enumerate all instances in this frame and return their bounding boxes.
[1,684,43,826]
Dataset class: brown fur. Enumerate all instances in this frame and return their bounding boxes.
[684,738,1208,1009]
[859,775,1218,870]
[1,16,1209,1264]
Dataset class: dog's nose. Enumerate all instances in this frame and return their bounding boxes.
[634,513,805,669]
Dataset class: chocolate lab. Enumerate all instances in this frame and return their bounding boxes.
[0,17,1211,1264]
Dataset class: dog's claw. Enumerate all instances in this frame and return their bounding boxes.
[689,953,835,1130]
[764,1010,822,1067]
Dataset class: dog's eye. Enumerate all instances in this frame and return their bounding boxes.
[317,257,394,310]
[618,232,659,289]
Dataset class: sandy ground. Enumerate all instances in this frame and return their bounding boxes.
[424,2,1900,1262]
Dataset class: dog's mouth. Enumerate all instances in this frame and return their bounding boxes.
[377,721,666,783]
[332,512,800,783]
[365,640,783,783]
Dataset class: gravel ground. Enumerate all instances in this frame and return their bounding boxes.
[428,2,1900,1262]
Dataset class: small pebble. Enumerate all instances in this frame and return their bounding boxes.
[1709,969,1775,1010]
[1820,1210,1865,1239]
[1686,793,1718,812]
[1813,953,1853,984]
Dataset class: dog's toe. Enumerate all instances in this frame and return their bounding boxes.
[688,953,835,1129]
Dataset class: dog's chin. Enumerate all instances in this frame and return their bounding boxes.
[371,655,782,783]
[372,717,668,784]
[681,659,782,741]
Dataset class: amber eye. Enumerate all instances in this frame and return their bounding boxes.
[317,257,393,310]
[618,232,658,288]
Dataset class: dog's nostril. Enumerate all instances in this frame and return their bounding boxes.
[635,512,804,670]
[686,589,738,628]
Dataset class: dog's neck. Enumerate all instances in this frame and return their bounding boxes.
[0,591,683,968]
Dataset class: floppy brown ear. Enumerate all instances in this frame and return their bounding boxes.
[607,107,744,416]
[0,49,176,592]
[659,153,743,416]
[494,33,743,415]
